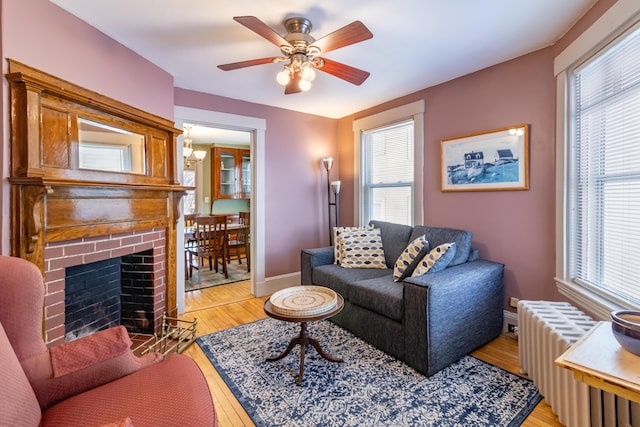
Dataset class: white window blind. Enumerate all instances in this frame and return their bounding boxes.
[362,120,414,225]
[183,169,196,214]
[79,143,132,172]
[570,23,640,306]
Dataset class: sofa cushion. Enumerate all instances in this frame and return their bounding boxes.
[312,264,392,300]
[412,243,457,276]
[410,226,471,266]
[0,323,42,427]
[369,220,414,268]
[333,225,373,264]
[350,276,404,322]
[393,235,430,282]
[340,228,386,269]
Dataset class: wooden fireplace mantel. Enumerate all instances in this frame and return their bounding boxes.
[6,59,188,315]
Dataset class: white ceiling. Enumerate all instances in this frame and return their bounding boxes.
[184,122,251,147]
[51,0,595,123]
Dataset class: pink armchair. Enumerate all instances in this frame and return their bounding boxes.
[0,256,217,426]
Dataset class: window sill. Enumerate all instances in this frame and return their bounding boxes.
[555,277,640,321]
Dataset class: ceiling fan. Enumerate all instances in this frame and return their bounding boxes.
[218,16,373,94]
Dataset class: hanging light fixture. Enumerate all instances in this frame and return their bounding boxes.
[275,53,321,92]
[183,125,207,166]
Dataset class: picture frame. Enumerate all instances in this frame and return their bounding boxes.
[441,124,529,192]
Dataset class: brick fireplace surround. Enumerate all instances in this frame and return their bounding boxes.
[43,229,167,346]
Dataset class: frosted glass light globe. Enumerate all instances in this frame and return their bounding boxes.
[299,79,312,91]
[302,67,316,82]
[276,70,290,86]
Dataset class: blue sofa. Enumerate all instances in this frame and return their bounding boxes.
[301,220,504,376]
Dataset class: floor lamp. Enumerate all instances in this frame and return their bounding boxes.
[323,157,341,246]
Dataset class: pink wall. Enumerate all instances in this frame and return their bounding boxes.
[338,49,558,311]
[337,0,619,312]
[1,0,176,254]
[2,0,174,119]
[174,89,338,277]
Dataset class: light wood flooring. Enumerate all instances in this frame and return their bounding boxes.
[178,281,562,427]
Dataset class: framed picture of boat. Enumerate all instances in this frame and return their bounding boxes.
[441,124,529,192]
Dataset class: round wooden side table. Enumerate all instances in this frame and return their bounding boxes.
[264,291,344,385]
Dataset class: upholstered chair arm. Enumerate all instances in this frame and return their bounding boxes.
[21,325,162,409]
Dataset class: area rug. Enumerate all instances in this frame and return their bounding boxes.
[185,260,249,291]
[197,318,541,426]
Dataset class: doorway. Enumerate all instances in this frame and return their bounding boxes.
[174,106,266,314]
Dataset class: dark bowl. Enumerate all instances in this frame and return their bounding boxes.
[611,310,640,356]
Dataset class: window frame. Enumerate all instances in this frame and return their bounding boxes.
[352,100,425,226]
[555,0,640,319]
[361,119,415,225]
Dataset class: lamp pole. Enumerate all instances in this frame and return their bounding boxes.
[323,157,334,245]
[331,181,341,234]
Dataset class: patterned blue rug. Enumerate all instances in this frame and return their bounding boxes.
[197,318,541,426]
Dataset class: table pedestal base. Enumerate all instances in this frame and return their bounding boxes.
[267,321,342,385]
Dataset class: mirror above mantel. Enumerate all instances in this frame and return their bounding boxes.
[78,118,146,174]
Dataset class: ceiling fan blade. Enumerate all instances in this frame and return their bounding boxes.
[310,21,373,54]
[317,58,370,86]
[284,72,302,95]
[218,57,280,71]
[233,16,292,49]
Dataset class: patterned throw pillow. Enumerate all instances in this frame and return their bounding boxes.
[333,225,374,264]
[393,235,430,282]
[339,227,387,269]
[411,242,457,277]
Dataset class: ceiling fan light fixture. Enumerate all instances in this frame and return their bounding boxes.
[276,70,290,86]
[301,66,316,82]
[299,79,312,91]
[219,16,373,94]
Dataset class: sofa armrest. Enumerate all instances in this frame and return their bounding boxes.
[301,246,334,285]
[402,260,504,376]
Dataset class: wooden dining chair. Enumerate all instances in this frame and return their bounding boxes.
[188,216,228,279]
[184,213,197,228]
[227,211,250,272]
[183,213,199,280]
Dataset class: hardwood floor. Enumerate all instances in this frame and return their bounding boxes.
[178,282,562,426]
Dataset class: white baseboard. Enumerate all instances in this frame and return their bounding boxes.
[256,272,301,297]
[502,310,518,334]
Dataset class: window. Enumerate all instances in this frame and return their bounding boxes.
[362,121,414,225]
[556,4,640,319]
[79,143,132,172]
[353,101,425,226]
[183,169,196,214]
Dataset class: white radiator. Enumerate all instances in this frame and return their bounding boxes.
[518,300,640,427]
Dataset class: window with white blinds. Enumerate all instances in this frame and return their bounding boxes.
[362,120,414,225]
[569,23,640,306]
[183,169,196,214]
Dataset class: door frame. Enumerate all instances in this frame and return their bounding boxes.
[174,106,267,312]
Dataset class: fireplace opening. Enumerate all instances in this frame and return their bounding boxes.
[64,249,155,341]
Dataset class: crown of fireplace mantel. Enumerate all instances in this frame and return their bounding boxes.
[6,59,188,316]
